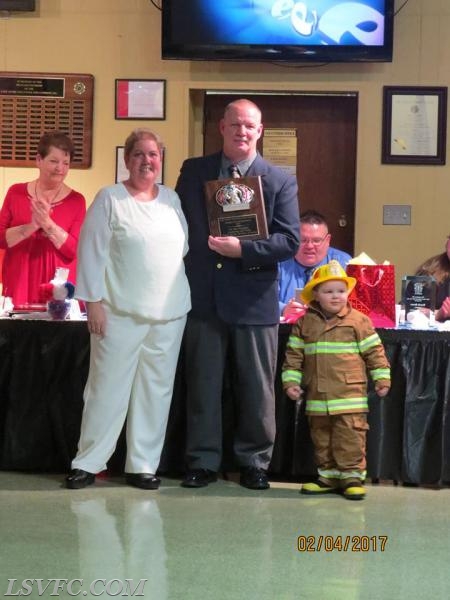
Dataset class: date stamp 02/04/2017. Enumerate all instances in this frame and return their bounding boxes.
[297,535,388,553]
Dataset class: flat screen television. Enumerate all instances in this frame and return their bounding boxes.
[162,0,394,63]
[0,0,35,11]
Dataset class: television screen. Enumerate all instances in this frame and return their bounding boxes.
[162,0,394,63]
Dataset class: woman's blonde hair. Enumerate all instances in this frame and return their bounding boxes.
[123,128,163,160]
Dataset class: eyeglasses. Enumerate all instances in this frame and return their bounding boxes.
[300,234,329,246]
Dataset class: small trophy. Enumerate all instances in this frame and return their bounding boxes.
[204,175,269,241]
[401,275,437,320]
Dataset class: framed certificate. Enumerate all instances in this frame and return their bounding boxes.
[115,79,166,120]
[381,86,447,165]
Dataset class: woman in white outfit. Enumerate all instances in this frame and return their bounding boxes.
[66,129,191,490]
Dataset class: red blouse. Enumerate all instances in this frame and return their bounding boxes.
[0,183,86,305]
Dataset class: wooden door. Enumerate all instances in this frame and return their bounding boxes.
[202,92,358,255]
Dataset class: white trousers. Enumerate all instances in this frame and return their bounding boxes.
[72,306,186,474]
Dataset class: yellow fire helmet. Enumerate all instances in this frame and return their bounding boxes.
[301,260,357,305]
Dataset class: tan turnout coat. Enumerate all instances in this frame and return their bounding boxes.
[282,302,391,415]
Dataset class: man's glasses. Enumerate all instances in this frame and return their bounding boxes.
[300,234,329,246]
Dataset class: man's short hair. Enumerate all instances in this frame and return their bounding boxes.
[300,209,328,227]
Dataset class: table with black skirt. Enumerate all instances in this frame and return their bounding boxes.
[0,319,449,485]
[271,325,450,485]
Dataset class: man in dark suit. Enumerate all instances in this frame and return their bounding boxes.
[176,98,300,490]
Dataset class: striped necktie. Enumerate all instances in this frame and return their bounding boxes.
[229,164,240,178]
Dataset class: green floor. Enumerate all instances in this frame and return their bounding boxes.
[1,472,448,599]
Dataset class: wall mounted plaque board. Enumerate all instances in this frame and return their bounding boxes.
[0,72,94,168]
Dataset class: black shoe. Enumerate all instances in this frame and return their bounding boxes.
[66,469,95,490]
[126,473,161,490]
[181,469,217,488]
[240,467,270,490]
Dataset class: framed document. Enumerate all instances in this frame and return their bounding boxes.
[115,79,166,120]
[382,86,447,165]
[204,176,268,241]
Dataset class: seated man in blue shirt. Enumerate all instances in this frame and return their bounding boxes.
[279,210,352,321]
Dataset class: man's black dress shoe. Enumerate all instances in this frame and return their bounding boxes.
[181,469,217,488]
[126,473,161,490]
[240,467,270,490]
[65,469,95,490]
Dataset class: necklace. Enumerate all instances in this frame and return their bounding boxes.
[35,181,64,207]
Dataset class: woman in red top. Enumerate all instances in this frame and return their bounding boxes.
[0,131,86,306]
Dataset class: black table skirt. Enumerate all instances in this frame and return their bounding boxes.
[0,320,449,484]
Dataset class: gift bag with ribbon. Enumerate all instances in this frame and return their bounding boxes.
[346,264,396,328]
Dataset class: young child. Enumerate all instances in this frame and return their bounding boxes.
[281,260,390,500]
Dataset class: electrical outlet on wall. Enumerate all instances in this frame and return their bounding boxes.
[383,205,411,225]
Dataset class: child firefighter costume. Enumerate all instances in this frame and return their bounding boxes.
[281,261,391,500]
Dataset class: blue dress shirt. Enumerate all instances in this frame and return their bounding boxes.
[278,248,352,314]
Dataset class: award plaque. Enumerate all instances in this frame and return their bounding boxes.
[402,275,437,318]
[204,175,269,240]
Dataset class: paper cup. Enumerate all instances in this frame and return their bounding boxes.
[395,304,405,327]
[294,288,304,303]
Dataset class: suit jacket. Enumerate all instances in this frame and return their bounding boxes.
[176,152,300,325]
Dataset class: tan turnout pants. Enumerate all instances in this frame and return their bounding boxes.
[308,413,369,488]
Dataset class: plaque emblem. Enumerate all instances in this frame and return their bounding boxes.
[73,81,86,95]
[215,182,254,212]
